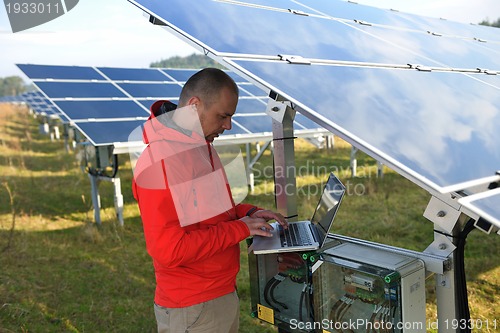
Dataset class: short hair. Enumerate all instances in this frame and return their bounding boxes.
[178,68,239,107]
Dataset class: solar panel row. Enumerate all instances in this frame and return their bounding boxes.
[17,64,327,146]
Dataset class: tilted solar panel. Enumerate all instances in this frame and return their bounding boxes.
[127,0,500,195]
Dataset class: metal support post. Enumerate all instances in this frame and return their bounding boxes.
[246,143,254,192]
[377,161,384,178]
[424,195,471,333]
[267,98,297,220]
[112,177,124,226]
[350,146,358,177]
[88,173,102,226]
[87,174,124,226]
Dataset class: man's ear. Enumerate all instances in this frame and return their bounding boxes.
[187,96,201,108]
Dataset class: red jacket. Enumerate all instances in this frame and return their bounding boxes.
[132,101,255,307]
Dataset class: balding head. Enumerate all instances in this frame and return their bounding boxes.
[178,68,239,108]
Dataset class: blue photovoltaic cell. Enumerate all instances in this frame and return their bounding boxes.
[294,113,321,130]
[161,69,198,82]
[17,64,104,80]
[35,82,127,99]
[234,98,267,114]
[137,99,178,110]
[231,115,272,135]
[344,22,500,70]
[226,71,252,84]
[238,84,268,97]
[465,73,500,90]
[97,67,172,82]
[54,100,149,120]
[75,120,147,146]
[117,83,183,98]
[231,59,500,192]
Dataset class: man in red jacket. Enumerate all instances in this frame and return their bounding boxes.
[132,68,287,333]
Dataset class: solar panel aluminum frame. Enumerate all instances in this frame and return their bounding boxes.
[458,187,500,232]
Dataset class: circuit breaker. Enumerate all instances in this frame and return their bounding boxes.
[313,243,426,333]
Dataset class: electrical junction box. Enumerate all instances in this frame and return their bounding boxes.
[247,247,317,333]
[312,243,426,333]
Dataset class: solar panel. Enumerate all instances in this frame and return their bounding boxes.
[75,120,147,146]
[97,67,173,82]
[17,64,327,146]
[36,82,128,99]
[130,0,500,73]
[160,68,199,82]
[116,82,183,98]
[17,64,104,80]
[53,100,149,120]
[127,0,500,196]
[229,59,500,193]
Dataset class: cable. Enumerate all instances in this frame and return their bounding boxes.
[263,277,280,312]
[269,274,288,310]
[455,218,476,333]
[299,283,306,321]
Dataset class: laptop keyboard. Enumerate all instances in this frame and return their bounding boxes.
[279,223,313,247]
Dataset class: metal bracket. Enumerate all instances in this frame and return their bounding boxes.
[354,19,372,26]
[437,271,451,289]
[311,259,323,273]
[266,99,295,124]
[149,15,166,26]
[278,54,311,65]
[423,196,461,234]
[288,9,308,16]
[427,30,443,36]
[424,233,456,258]
[408,63,432,72]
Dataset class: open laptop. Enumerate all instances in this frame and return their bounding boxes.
[251,172,346,254]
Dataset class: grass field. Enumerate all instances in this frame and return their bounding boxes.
[0,104,498,332]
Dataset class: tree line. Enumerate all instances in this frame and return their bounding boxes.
[479,18,500,28]
[0,76,30,97]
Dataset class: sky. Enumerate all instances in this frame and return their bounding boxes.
[1,0,499,80]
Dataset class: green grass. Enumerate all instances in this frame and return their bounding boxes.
[0,104,498,332]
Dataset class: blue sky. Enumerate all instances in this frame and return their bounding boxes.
[1,0,499,80]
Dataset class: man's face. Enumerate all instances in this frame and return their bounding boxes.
[198,87,237,142]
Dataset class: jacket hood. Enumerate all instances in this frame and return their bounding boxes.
[142,100,206,145]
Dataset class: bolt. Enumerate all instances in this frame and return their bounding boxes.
[438,243,447,250]
[437,210,446,218]
[441,281,446,286]
[271,106,280,112]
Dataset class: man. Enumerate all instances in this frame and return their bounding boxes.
[132,68,287,333]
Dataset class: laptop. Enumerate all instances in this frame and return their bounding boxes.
[251,172,346,254]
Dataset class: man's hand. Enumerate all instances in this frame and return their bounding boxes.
[239,216,275,237]
[251,210,288,229]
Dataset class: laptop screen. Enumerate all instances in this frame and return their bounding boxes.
[310,173,346,246]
